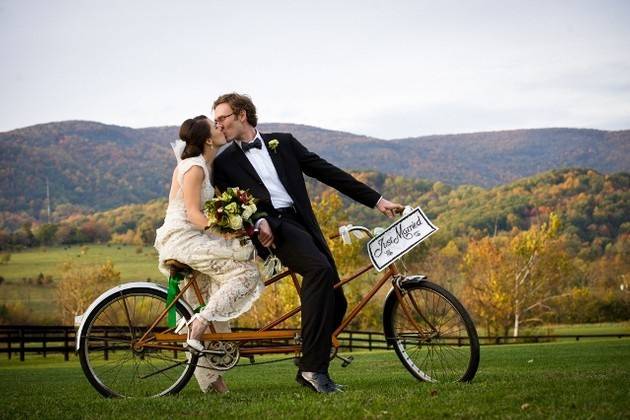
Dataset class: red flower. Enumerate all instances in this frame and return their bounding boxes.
[245,224,257,237]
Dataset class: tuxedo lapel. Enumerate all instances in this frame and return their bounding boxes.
[262,134,290,190]
[227,142,264,184]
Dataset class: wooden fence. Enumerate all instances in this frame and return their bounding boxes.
[1,325,628,362]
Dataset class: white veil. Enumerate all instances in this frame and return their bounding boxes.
[170,139,186,163]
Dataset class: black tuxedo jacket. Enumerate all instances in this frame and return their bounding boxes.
[212,132,381,267]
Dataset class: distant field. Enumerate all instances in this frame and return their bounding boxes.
[0,244,162,282]
[531,322,630,336]
[0,245,163,318]
[1,339,629,419]
[475,322,630,338]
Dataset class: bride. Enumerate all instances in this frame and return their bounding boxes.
[154,115,263,394]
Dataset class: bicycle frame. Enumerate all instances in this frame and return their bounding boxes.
[137,226,422,357]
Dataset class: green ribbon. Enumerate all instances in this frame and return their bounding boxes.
[166,272,184,328]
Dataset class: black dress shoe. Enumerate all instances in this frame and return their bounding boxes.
[296,370,346,390]
[296,371,340,393]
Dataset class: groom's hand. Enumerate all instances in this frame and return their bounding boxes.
[257,219,275,248]
[376,198,405,218]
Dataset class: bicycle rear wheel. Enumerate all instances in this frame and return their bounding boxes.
[78,286,198,398]
[383,279,479,383]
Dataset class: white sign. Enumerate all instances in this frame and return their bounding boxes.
[367,207,438,271]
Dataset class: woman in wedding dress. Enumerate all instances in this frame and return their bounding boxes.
[154,115,263,393]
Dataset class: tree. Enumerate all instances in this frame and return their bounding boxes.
[0,253,10,265]
[56,260,121,324]
[34,223,58,246]
[463,214,575,336]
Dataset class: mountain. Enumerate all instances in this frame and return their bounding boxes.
[0,120,628,217]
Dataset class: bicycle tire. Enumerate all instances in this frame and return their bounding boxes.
[383,278,480,383]
[78,286,198,398]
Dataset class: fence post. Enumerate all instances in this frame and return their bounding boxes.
[7,332,11,360]
[19,328,25,362]
[42,331,47,357]
[368,332,372,351]
[104,329,109,361]
[349,331,353,352]
[64,328,69,361]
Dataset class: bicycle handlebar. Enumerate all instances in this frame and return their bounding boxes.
[328,205,410,241]
[329,225,374,241]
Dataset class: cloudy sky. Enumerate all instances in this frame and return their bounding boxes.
[1,0,629,138]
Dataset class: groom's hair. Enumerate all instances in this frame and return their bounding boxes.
[213,93,258,127]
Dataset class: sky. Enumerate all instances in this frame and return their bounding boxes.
[1,0,629,139]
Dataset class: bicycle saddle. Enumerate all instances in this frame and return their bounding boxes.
[164,259,193,272]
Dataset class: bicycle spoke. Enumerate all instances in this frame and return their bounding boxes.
[80,290,195,397]
[389,283,478,383]
[120,297,136,340]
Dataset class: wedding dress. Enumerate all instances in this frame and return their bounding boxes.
[154,151,264,391]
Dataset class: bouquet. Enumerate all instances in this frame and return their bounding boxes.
[204,187,265,238]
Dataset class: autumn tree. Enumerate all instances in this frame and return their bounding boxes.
[463,214,576,336]
[56,260,121,324]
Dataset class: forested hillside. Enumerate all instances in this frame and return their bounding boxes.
[1,121,627,217]
[3,168,626,260]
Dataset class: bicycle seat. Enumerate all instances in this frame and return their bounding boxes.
[164,259,193,272]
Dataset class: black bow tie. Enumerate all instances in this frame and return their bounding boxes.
[241,138,262,152]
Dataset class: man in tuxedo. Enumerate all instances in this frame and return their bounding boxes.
[211,93,403,393]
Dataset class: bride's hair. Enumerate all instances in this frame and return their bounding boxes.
[179,115,211,159]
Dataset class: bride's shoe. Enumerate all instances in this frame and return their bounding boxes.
[175,314,207,354]
[210,376,229,394]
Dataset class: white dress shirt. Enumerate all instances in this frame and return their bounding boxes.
[237,131,294,209]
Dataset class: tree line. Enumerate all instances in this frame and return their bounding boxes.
[1,168,628,330]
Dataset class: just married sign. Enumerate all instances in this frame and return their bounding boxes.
[367,207,439,272]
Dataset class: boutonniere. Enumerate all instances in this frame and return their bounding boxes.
[268,139,280,153]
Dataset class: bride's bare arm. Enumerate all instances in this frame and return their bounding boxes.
[182,166,209,230]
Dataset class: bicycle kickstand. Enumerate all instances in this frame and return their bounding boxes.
[335,354,354,367]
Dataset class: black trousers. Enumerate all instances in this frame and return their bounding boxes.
[271,213,347,373]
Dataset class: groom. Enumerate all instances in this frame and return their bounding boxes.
[211,93,403,393]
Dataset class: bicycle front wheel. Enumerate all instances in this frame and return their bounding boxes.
[383,279,479,383]
[78,286,198,398]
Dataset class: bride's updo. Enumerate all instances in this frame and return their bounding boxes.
[179,115,211,160]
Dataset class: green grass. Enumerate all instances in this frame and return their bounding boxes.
[1,339,629,419]
[0,245,163,318]
[539,322,630,335]
[0,244,162,282]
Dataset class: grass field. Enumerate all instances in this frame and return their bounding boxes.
[0,245,162,317]
[1,339,629,419]
[0,245,161,282]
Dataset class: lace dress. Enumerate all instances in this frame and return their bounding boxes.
[154,155,264,391]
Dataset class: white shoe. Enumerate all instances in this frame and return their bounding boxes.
[175,314,207,354]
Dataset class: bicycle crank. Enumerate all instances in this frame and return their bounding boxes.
[204,341,240,370]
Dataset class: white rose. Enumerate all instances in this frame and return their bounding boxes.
[228,215,243,230]
[241,203,257,221]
